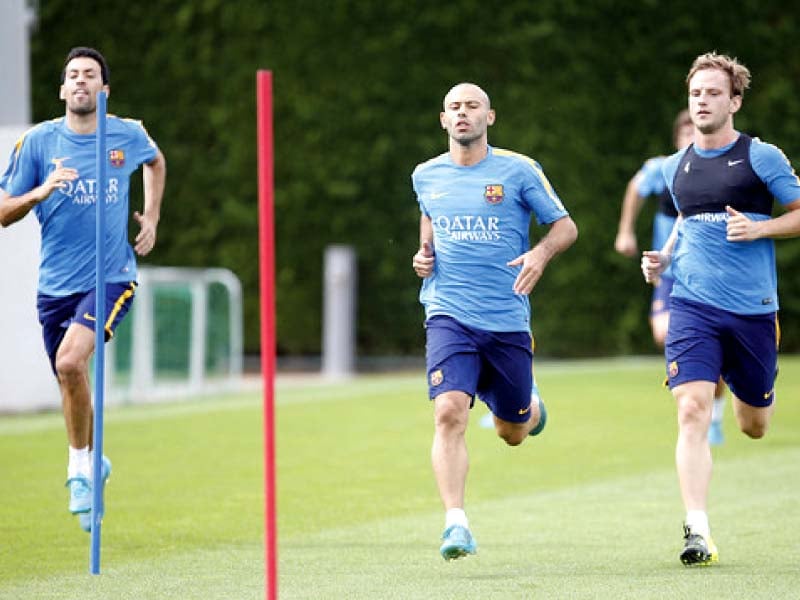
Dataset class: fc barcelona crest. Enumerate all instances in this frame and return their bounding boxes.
[109,149,125,168]
[484,184,504,204]
[430,369,444,387]
[668,361,679,378]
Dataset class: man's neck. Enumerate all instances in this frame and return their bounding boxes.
[694,123,738,151]
[449,139,489,166]
[64,111,98,135]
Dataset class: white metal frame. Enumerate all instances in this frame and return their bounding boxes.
[111,266,244,402]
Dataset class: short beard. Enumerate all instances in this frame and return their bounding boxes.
[68,102,96,117]
[453,132,481,147]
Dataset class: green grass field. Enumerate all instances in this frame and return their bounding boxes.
[1,356,799,599]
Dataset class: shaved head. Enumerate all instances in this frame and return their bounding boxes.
[443,82,491,110]
[439,81,495,162]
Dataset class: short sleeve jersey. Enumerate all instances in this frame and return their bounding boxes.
[0,116,158,296]
[662,134,800,314]
[636,156,668,198]
[412,146,569,332]
[635,155,678,266]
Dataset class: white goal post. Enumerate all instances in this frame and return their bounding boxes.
[108,266,244,402]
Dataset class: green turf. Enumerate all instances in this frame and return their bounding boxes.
[1,357,799,599]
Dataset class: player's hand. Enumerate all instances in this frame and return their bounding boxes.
[641,250,669,284]
[726,205,762,242]
[508,249,545,295]
[412,241,435,278]
[614,231,638,257]
[35,166,79,202]
[133,211,158,256]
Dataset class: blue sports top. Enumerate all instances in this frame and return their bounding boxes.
[662,133,800,314]
[412,146,569,332]
[636,156,679,218]
[636,156,678,277]
[0,116,158,296]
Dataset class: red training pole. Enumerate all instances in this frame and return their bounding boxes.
[257,70,277,600]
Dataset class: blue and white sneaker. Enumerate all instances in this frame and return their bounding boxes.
[440,525,477,561]
[66,475,92,514]
[708,421,724,446]
[529,394,547,437]
[479,412,495,429]
[65,456,111,532]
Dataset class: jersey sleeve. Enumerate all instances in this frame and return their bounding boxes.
[520,159,568,225]
[750,139,800,206]
[411,168,430,217]
[636,157,666,197]
[0,130,41,196]
[124,119,159,166]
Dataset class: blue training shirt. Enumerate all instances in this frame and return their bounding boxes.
[636,156,668,198]
[0,116,158,296]
[412,146,569,332]
[635,156,677,272]
[662,134,800,314]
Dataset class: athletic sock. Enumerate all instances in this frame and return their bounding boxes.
[711,395,725,424]
[685,510,710,539]
[445,508,469,530]
[68,446,91,480]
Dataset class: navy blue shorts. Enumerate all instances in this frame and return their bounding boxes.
[665,297,778,407]
[424,315,538,423]
[37,281,137,374]
[650,276,674,317]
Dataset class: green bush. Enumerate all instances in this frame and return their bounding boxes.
[29,0,800,356]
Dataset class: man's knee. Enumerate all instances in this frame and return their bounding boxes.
[676,395,709,426]
[433,394,470,430]
[54,350,87,379]
[495,423,527,446]
[733,395,772,439]
[499,431,525,446]
[739,420,767,439]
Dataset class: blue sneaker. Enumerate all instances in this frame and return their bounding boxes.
[708,421,724,446]
[529,394,547,436]
[479,412,495,429]
[66,475,92,514]
[440,525,477,561]
[66,456,111,532]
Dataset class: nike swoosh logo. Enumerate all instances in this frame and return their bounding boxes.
[51,156,71,168]
[430,192,449,200]
[728,159,744,167]
[518,405,531,415]
[83,312,96,322]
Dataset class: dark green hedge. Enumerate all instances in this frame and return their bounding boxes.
[29,0,800,357]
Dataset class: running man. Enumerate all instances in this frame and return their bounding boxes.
[411,82,577,560]
[642,52,800,566]
[616,111,728,446]
[0,47,167,532]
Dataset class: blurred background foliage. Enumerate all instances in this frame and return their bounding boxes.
[29,0,800,357]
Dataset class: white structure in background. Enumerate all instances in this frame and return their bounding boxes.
[0,0,33,126]
[322,244,357,379]
[0,126,61,412]
[111,266,244,402]
[0,3,56,412]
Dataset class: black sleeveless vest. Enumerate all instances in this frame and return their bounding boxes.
[657,186,679,218]
[673,134,773,217]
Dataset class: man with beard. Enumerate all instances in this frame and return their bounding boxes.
[642,52,800,566]
[411,82,577,560]
[0,47,166,532]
